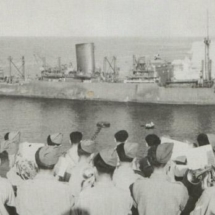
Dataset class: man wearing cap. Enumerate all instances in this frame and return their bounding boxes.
[16,145,74,215]
[73,147,132,215]
[131,143,189,215]
[46,133,63,146]
[54,131,83,181]
[114,130,129,146]
[0,131,21,168]
[69,140,96,198]
[113,142,141,193]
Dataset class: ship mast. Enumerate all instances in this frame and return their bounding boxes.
[204,10,211,81]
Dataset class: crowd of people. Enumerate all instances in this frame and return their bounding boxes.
[0,130,214,215]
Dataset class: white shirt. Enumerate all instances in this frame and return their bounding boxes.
[73,181,132,215]
[69,160,94,198]
[113,163,141,192]
[54,145,79,178]
[16,174,75,215]
[0,177,15,215]
[132,172,189,215]
[191,187,215,215]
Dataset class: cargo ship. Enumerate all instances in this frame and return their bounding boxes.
[0,36,214,105]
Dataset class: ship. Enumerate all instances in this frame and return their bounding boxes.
[0,34,214,105]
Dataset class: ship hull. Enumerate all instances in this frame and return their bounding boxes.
[0,81,215,105]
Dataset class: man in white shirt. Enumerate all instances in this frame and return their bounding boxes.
[54,131,82,181]
[69,140,96,198]
[16,145,74,215]
[0,177,16,215]
[73,147,132,215]
[113,142,141,193]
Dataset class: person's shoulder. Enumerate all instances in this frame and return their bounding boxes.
[78,185,95,199]
[133,177,148,186]
[168,181,188,195]
[0,177,12,188]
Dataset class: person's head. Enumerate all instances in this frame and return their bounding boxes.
[116,142,139,163]
[139,157,153,178]
[35,146,61,171]
[70,131,83,145]
[47,133,63,146]
[145,134,161,147]
[147,142,174,170]
[77,140,97,157]
[197,133,210,147]
[4,133,9,141]
[114,130,129,143]
[93,148,118,177]
[3,131,21,155]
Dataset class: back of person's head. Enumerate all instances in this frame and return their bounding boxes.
[70,131,83,144]
[114,130,129,143]
[4,133,9,141]
[197,133,210,147]
[139,157,153,178]
[93,153,116,175]
[116,143,133,163]
[145,134,161,147]
[147,146,163,168]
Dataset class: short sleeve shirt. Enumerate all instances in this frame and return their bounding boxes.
[113,165,141,193]
[73,181,132,215]
[0,177,15,215]
[69,161,94,197]
[132,172,189,215]
[16,174,74,215]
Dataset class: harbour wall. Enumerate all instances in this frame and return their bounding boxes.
[0,81,215,105]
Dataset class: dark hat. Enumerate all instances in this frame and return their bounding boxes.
[145,134,161,147]
[114,130,129,142]
[80,140,97,154]
[35,146,62,169]
[47,133,63,146]
[99,147,118,167]
[156,142,174,164]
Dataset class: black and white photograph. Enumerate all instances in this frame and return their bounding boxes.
[0,0,215,214]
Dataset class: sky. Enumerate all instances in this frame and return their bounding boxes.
[0,0,215,37]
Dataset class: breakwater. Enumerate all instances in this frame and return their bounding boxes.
[0,81,215,105]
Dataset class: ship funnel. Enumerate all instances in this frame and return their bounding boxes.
[76,43,95,74]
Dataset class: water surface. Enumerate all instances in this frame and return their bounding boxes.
[1,96,214,148]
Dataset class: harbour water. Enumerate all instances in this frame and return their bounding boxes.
[1,96,215,148]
